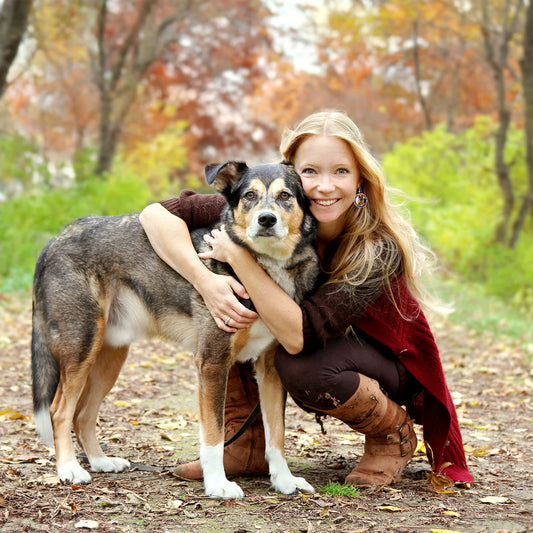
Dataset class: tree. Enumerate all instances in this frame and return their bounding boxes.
[478,0,525,246]
[6,0,279,179]
[93,0,181,174]
[514,0,533,247]
[0,0,32,98]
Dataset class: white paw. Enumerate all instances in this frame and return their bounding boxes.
[89,456,130,473]
[272,473,315,495]
[204,479,244,499]
[58,461,92,484]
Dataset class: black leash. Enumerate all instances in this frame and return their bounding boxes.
[223,403,261,447]
[79,404,262,473]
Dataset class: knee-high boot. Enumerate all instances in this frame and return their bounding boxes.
[173,362,268,480]
[325,374,417,488]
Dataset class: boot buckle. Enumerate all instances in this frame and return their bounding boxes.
[398,423,410,457]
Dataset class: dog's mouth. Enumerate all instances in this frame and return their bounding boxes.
[254,228,278,237]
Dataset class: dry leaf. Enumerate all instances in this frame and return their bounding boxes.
[479,496,509,504]
[75,520,99,529]
[156,418,187,430]
[442,510,460,517]
[377,505,406,513]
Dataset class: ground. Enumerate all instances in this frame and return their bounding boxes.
[0,293,532,533]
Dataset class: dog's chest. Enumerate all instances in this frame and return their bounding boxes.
[232,319,276,363]
[258,258,297,299]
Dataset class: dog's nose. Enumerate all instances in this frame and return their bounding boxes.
[258,212,277,228]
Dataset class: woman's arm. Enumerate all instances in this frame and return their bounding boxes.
[201,228,305,354]
[201,229,403,355]
[139,203,258,332]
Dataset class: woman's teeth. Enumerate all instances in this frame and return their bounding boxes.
[314,199,337,206]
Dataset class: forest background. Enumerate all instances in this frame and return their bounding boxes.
[0,0,532,348]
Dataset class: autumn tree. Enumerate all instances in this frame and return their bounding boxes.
[516,0,533,247]
[93,0,183,174]
[6,0,280,179]
[478,0,525,246]
[0,0,32,99]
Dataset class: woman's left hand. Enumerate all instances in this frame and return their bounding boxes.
[198,226,239,263]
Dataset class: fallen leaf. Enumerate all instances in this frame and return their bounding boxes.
[378,505,406,513]
[75,520,99,529]
[156,418,187,430]
[430,529,466,533]
[442,510,460,517]
[479,496,509,504]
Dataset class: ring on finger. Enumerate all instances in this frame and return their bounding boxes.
[224,316,231,326]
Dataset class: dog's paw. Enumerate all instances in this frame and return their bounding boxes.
[272,473,315,495]
[204,479,244,499]
[89,456,130,473]
[58,461,92,484]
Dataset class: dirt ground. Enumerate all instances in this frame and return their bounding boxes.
[1,293,532,533]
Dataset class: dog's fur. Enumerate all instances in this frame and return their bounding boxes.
[31,161,319,499]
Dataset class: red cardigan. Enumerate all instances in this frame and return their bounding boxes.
[353,280,473,483]
[159,191,473,483]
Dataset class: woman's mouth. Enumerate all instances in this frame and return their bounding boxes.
[313,199,339,207]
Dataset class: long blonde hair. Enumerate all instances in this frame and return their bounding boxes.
[280,110,443,316]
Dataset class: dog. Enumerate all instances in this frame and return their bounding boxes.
[31,161,319,499]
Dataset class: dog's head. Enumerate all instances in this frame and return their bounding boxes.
[205,161,317,260]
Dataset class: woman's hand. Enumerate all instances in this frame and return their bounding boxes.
[198,226,238,264]
[196,227,257,332]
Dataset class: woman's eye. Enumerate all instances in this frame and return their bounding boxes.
[337,168,349,174]
[300,168,315,175]
[279,191,291,200]
[244,191,256,200]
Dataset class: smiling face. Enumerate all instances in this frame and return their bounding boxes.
[293,135,360,239]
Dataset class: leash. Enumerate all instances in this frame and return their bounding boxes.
[223,403,261,447]
[79,404,262,473]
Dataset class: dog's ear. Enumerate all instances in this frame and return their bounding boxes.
[205,161,248,193]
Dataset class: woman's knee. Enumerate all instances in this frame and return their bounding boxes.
[274,345,354,410]
[274,346,306,394]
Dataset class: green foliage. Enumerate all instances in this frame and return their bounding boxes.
[0,168,155,292]
[383,118,533,317]
[318,481,360,497]
[119,121,196,196]
[0,133,51,194]
[435,275,533,353]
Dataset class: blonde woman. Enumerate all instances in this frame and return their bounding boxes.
[140,110,473,488]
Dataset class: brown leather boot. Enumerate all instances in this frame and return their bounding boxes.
[325,374,417,488]
[173,362,269,480]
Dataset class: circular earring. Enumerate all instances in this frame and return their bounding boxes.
[354,187,368,208]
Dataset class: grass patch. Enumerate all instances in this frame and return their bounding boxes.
[434,274,532,354]
[318,481,360,498]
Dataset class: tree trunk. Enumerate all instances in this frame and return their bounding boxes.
[94,0,161,175]
[479,0,524,245]
[412,17,433,130]
[0,0,32,98]
[510,0,533,247]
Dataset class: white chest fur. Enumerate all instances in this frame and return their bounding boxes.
[234,319,276,363]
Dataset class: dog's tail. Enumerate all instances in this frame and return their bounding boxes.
[31,306,59,448]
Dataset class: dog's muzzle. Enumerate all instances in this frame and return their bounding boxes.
[248,210,287,239]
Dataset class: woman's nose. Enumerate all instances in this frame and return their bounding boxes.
[316,174,336,192]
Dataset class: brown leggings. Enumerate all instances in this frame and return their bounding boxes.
[274,327,421,412]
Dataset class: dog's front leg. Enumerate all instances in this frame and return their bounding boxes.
[254,350,315,495]
[196,356,244,499]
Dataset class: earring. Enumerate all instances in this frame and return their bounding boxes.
[354,187,368,208]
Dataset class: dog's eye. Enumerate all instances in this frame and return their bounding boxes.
[244,191,256,200]
[279,191,291,200]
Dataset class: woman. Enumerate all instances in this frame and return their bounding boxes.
[140,110,473,487]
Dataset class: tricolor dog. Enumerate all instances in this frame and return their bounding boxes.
[31,161,319,499]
